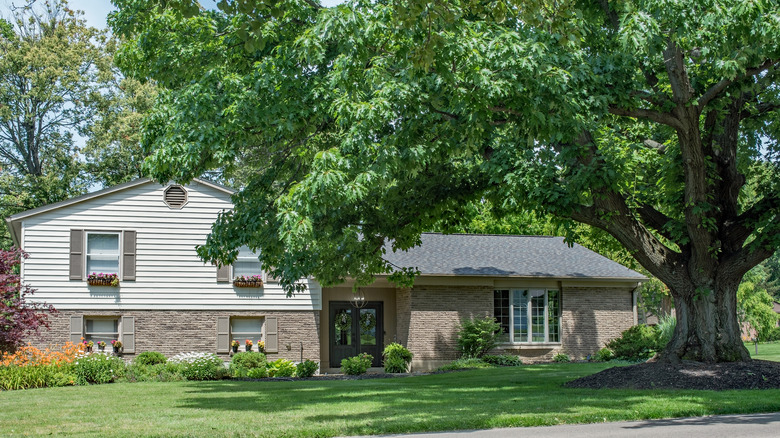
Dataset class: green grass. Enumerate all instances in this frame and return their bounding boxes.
[2,363,780,437]
[746,341,780,361]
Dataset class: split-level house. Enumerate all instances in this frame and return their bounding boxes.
[7,178,646,371]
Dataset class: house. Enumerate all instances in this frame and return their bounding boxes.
[7,178,646,371]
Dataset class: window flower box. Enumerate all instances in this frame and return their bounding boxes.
[87,272,119,287]
[233,275,262,288]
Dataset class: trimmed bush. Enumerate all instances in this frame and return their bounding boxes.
[552,353,570,363]
[134,351,167,366]
[437,358,493,371]
[482,354,522,367]
[340,353,373,375]
[767,327,780,342]
[594,347,614,362]
[383,343,413,373]
[229,351,267,377]
[295,359,318,378]
[170,352,226,381]
[74,353,126,384]
[456,317,501,358]
[267,358,295,377]
[606,324,663,361]
[0,364,76,390]
[247,367,268,378]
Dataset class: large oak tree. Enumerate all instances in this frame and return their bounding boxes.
[112,0,780,363]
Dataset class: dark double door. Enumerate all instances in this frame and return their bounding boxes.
[329,301,383,368]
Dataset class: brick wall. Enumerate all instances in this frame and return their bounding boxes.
[404,285,493,362]
[28,310,320,363]
[560,286,635,359]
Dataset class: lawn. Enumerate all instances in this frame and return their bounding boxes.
[747,342,780,361]
[2,363,780,437]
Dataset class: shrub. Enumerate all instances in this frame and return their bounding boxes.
[247,367,268,378]
[605,324,662,361]
[0,248,55,354]
[267,358,296,377]
[657,315,677,347]
[482,354,522,367]
[340,353,373,375]
[383,343,413,373]
[296,359,318,378]
[74,353,126,384]
[230,351,266,369]
[456,316,501,358]
[134,351,167,366]
[437,358,493,371]
[552,353,570,363]
[169,352,226,381]
[767,327,780,342]
[594,348,614,362]
[122,363,184,383]
[0,363,76,390]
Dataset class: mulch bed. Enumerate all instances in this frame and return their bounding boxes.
[565,359,780,390]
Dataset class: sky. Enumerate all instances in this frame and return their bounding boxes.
[1,0,345,29]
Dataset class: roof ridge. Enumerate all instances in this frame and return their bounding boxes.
[421,232,557,239]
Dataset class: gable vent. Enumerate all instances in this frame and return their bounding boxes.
[163,185,188,209]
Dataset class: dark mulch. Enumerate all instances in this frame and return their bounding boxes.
[565,359,780,390]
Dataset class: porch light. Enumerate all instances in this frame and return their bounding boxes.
[351,288,367,309]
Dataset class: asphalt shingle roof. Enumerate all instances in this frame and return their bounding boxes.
[383,233,646,280]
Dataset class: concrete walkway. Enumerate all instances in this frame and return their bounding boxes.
[350,412,780,438]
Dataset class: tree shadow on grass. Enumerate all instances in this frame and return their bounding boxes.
[172,365,780,436]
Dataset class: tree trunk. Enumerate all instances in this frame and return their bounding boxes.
[656,278,750,363]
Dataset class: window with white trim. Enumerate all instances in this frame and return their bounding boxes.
[85,317,120,345]
[233,246,261,278]
[494,289,561,343]
[230,317,264,345]
[86,232,120,275]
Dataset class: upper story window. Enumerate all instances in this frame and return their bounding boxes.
[494,289,561,343]
[86,232,120,275]
[233,246,261,278]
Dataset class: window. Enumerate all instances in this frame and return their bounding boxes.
[494,289,561,343]
[233,246,261,278]
[85,317,119,344]
[86,233,120,275]
[230,318,263,345]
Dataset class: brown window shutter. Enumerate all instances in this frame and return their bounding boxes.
[122,316,135,353]
[123,231,137,281]
[216,264,230,282]
[69,230,83,280]
[216,316,230,353]
[69,315,83,344]
[265,316,278,353]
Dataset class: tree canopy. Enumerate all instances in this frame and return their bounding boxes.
[112,0,780,362]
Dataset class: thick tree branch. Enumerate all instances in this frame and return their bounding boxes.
[642,139,666,153]
[635,203,676,241]
[698,59,780,111]
[609,106,685,130]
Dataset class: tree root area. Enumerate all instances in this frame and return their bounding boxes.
[565,360,780,390]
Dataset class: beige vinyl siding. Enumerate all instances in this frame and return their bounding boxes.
[20,181,322,311]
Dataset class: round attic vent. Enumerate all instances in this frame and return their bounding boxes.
[164,185,188,209]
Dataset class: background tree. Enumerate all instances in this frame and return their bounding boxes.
[737,267,779,342]
[0,0,142,247]
[0,248,54,355]
[112,0,780,363]
[84,75,158,187]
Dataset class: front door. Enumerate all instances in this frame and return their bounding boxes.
[329,301,383,368]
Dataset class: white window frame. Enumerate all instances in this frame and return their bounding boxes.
[84,316,121,344]
[497,289,561,344]
[85,231,121,278]
[232,246,261,279]
[230,317,265,345]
